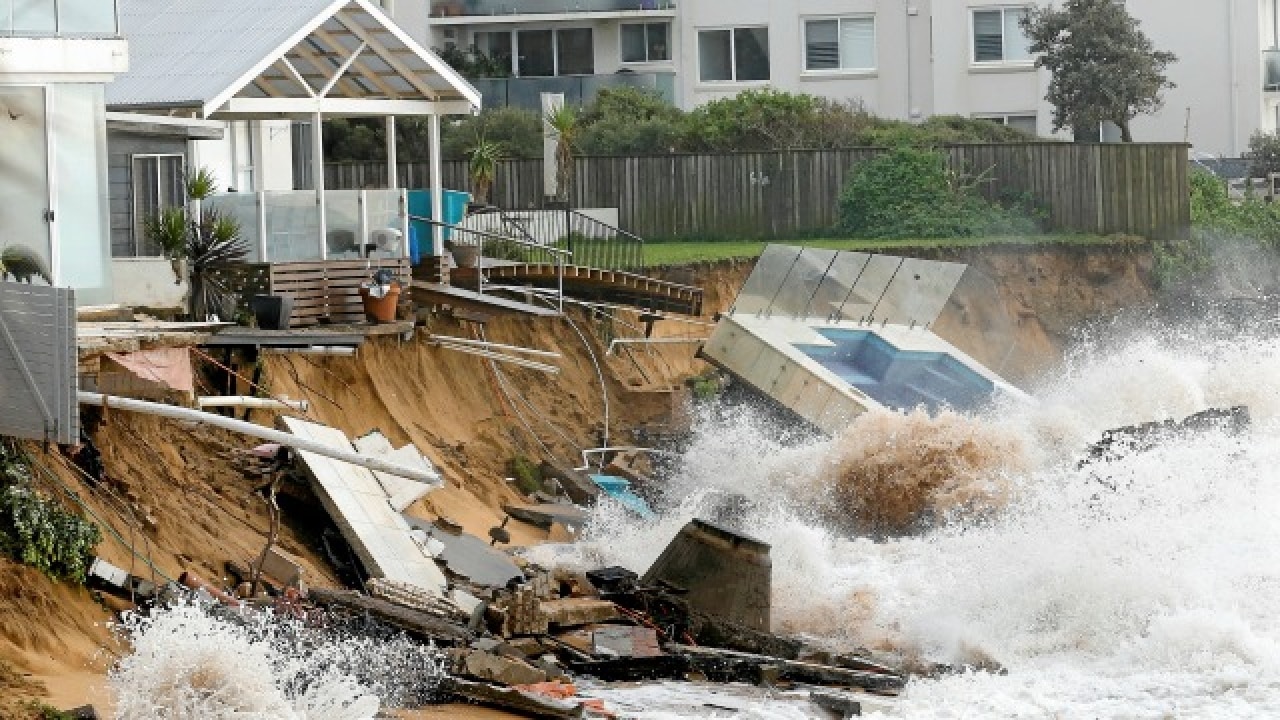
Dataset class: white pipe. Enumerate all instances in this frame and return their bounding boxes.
[427,334,561,359]
[262,346,358,356]
[430,342,560,374]
[78,392,440,484]
[197,396,310,412]
[576,446,672,471]
[607,337,707,355]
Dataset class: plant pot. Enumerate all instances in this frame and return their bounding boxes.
[452,244,479,268]
[359,282,402,324]
[250,294,294,330]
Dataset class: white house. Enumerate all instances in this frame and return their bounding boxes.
[424,0,1280,157]
[0,1,128,305]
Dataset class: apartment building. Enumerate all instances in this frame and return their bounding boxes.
[424,0,1280,157]
[0,1,128,304]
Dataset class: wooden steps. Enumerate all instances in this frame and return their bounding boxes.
[450,264,704,316]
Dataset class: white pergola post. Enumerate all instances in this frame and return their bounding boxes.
[313,111,328,259]
[428,112,444,256]
[386,116,398,189]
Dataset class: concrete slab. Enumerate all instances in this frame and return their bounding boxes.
[403,515,525,587]
[353,431,442,512]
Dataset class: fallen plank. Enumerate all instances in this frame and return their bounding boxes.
[308,587,473,645]
[442,677,585,719]
[666,644,904,693]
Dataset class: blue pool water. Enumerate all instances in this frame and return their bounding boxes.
[795,328,995,413]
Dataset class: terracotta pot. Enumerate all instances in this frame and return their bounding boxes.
[452,244,479,268]
[359,282,402,324]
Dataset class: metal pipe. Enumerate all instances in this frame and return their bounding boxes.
[576,446,673,472]
[429,342,560,374]
[78,392,440,484]
[197,396,310,412]
[427,334,561,358]
[261,346,358,356]
[607,338,707,355]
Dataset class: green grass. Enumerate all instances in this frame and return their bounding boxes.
[642,234,1143,267]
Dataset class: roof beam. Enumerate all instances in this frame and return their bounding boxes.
[217,96,468,117]
[291,42,365,99]
[320,39,368,98]
[313,25,400,98]
[277,57,317,98]
[334,9,438,100]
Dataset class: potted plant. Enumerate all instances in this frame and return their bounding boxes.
[358,268,402,324]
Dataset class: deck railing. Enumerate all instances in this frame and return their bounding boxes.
[413,215,569,311]
[465,207,645,272]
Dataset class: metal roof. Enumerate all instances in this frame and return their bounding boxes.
[108,0,480,117]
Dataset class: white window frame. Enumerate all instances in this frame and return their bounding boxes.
[800,15,877,76]
[619,21,672,65]
[696,25,771,85]
[969,6,1033,66]
[130,153,186,257]
[974,113,1037,134]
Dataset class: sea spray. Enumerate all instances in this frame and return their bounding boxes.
[110,600,448,719]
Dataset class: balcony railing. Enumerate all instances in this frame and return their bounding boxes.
[431,0,674,16]
[205,189,410,264]
[1266,48,1280,92]
[1,0,119,37]
[473,71,675,110]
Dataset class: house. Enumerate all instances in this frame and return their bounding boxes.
[427,0,1278,157]
[105,0,480,309]
[0,1,128,305]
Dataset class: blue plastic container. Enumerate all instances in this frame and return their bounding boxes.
[407,189,470,262]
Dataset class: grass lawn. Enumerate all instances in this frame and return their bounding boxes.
[643,234,1142,267]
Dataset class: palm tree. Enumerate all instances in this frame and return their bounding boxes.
[467,137,505,207]
[544,105,579,205]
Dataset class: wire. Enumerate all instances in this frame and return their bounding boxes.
[478,326,584,458]
[474,325,562,466]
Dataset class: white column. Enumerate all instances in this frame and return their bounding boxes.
[313,112,328,260]
[386,116,398,189]
[428,112,444,256]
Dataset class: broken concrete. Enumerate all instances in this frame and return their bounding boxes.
[308,587,473,645]
[503,503,587,531]
[463,649,550,686]
[642,518,772,632]
[593,626,661,659]
[353,430,441,511]
[402,515,524,587]
[442,677,586,719]
[540,598,619,628]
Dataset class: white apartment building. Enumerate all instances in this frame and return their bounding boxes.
[423,0,1280,157]
[0,1,128,304]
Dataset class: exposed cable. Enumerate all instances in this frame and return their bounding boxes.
[535,296,610,462]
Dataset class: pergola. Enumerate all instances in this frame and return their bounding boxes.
[108,0,481,254]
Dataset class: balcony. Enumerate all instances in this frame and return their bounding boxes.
[430,0,674,20]
[473,71,675,110]
[1,0,119,36]
[206,189,410,263]
[1267,48,1280,92]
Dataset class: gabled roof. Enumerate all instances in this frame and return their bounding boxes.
[108,0,479,117]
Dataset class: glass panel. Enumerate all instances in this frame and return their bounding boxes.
[9,0,56,34]
[771,248,836,318]
[870,258,968,326]
[810,251,870,321]
[734,27,770,80]
[839,254,901,321]
[263,192,320,262]
[1007,114,1037,134]
[1004,8,1031,61]
[131,155,185,256]
[58,0,117,35]
[973,10,1003,62]
[324,190,362,259]
[0,87,50,283]
[205,193,262,262]
[731,244,801,315]
[517,29,554,77]
[365,189,405,260]
[620,24,646,63]
[51,84,112,302]
[805,20,839,71]
[646,22,669,61]
[840,17,875,70]
[698,29,732,81]
[556,27,594,75]
[475,30,513,74]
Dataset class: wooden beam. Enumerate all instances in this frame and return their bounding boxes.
[335,10,438,100]
[313,26,401,98]
[276,57,316,98]
[320,40,369,98]
[291,43,364,99]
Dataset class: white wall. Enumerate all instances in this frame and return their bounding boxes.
[191,119,296,193]
[111,258,188,310]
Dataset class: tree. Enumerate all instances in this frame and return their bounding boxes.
[1021,0,1176,142]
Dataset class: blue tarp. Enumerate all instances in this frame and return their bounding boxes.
[407,189,470,262]
[589,474,656,519]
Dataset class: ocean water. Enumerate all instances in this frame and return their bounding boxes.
[115,329,1280,719]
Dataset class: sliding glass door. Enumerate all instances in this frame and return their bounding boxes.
[0,86,52,280]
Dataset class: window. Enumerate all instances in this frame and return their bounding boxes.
[978,113,1037,134]
[474,30,513,68]
[621,22,670,63]
[972,7,1031,63]
[131,154,185,256]
[804,17,875,72]
[506,28,593,77]
[698,27,769,82]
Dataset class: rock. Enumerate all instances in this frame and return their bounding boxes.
[506,637,548,658]
[810,690,862,718]
[539,598,619,628]
[463,649,550,687]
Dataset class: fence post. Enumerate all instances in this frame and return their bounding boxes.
[256,191,268,262]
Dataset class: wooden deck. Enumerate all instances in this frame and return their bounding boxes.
[449,263,704,316]
[208,258,411,328]
[410,282,561,318]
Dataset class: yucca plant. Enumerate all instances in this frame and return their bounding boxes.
[184,166,218,201]
[188,208,249,321]
[467,137,505,206]
[142,206,189,260]
[544,105,579,204]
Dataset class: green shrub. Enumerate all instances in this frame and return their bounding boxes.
[441,107,543,161]
[0,446,100,583]
[508,455,543,496]
[1245,130,1280,178]
[837,147,1042,238]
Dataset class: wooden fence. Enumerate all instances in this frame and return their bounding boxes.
[208,258,411,327]
[325,143,1190,240]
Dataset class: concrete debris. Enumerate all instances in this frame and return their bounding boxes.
[504,503,587,531]
[667,645,904,694]
[402,515,525,587]
[540,598,620,628]
[367,577,470,622]
[86,556,157,602]
[353,430,442,511]
[442,677,587,719]
[539,461,602,505]
[592,626,661,659]
[642,518,772,632]
[308,587,473,645]
[489,585,550,637]
[462,649,550,686]
[260,546,306,590]
[1082,405,1250,468]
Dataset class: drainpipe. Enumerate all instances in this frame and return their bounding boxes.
[196,396,310,412]
[78,392,440,484]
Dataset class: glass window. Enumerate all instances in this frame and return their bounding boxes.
[805,17,875,71]
[621,22,670,63]
[517,29,555,77]
[556,27,594,75]
[698,27,769,82]
[1007,114,1037,134]
[474,30,513,73]
[973,7,1031,63]
[131,154,186,256]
